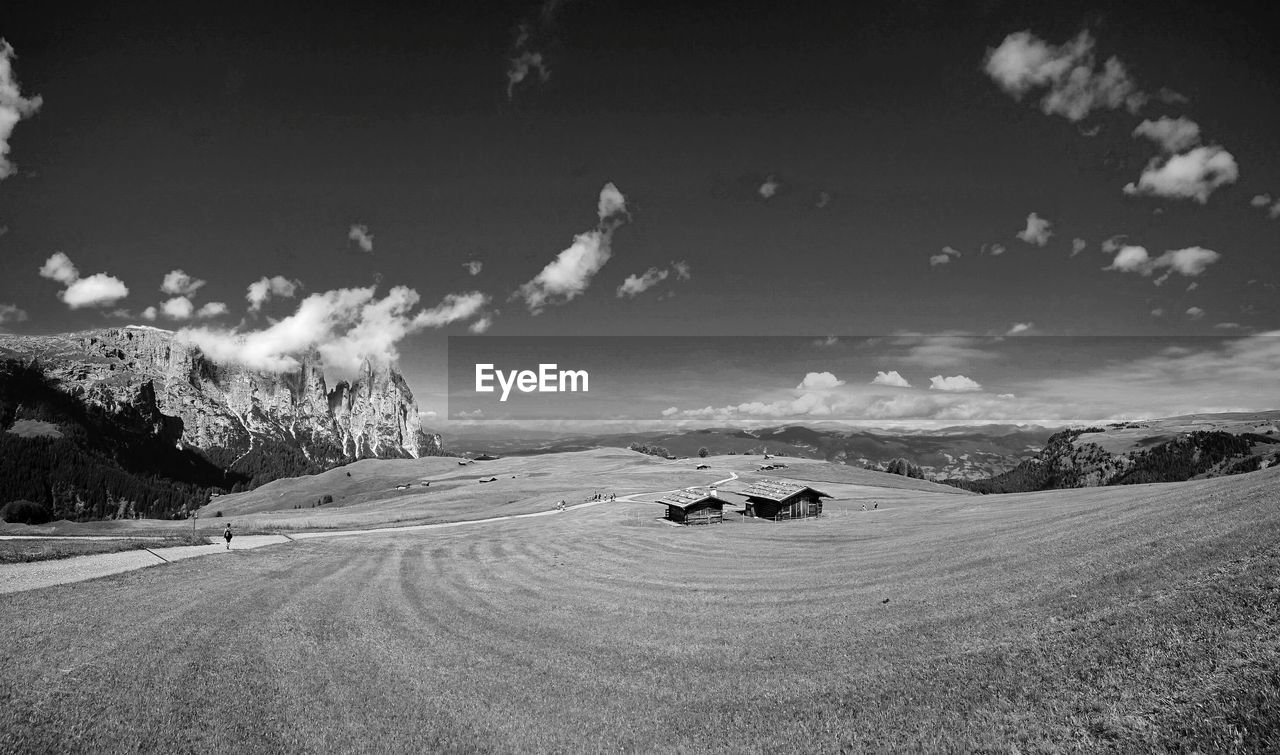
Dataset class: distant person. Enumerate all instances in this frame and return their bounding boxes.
[874,502,879,509]
[223,524,233,550]
[860,504,867,512]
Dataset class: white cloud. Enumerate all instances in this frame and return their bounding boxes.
[1123,145,1238,203]
[813,336,839,347]
[0,302,28,324]
[182,286,490,374]
[140,306,157,321]
[1071,238,1087,257]
[161,296,195,320]
[348,224,374,253]
[1101,235,1127,254]
[468,315,493,334]
[516,183,629,314]
[597,182,629,221]
[672,260,692,281]
[815,191,831,209]
[38,252,79,285]
[463,260,483,276]
[411,291,489,329]
[1251,194,1280,218]
[246,275,300,312]
[1017,212,1053,246]
[1132,117,1201,153]
[616,267,669,298]
[797,371,845,390]
[0,40,43,180]
[39,252,130,309]
[758,175,781,199]
[1006,322,1034,336]
[931,246,962,267]
[983,243,1006,256]
[1214,322,1241,330]
[196,301,229,318]
[1185,306,1205,320]
[1104,245,1221,279]
[984,30,1145,122]
[871,370,911,388]
[506,51,549,101]
[1150,308,1163,317]
[929,374,983,392]
[161,269,206,296]
[62,275,130,309]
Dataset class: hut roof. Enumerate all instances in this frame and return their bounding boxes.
[737,478,832,502]
[655,488,730,510]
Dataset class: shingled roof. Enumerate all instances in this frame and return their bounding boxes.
[655,488,729,510]
[737,478,831,503]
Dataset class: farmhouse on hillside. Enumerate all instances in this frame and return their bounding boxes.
[738,479,831,520]
[656,487,730,525]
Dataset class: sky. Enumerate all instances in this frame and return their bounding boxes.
[1,0,1277,429]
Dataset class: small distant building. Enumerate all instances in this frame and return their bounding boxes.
[738,479,831,520]
[696,463,711,470]
[656,487,730,525]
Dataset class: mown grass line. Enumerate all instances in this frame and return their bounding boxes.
[1,469,1277,751]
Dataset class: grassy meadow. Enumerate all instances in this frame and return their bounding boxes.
[1,454,1277,751]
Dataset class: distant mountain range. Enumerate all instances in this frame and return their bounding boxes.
[452,413,1280,492]
[0,327,443,522]
[944,412,1280,493]
[451,423,1056,480]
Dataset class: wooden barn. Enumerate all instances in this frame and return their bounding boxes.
[738,479,831,520]
[656,487,730,525]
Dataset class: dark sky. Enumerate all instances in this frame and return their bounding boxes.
[1,0,1277,423]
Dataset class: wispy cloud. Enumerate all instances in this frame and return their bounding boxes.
[1016,212,1053,246]
[984,30,1145,122]
[758,175,781,199]
[1104,245,1221,279]
[160,269,207,296]
[930,246,962,267]
[1133,116,1201,153]
[1070,238,1087,257]
[1006,322,1034,336]
[616,267,669,298]
[39,252,130,309]
[196,301,229,318]
[348,224,374,253]
[516,183,629,314]
[463,260,484,276]
[0,302,28,324]
[0,40,43,180]
[247,275,300,312]
[1185,306,1205,320]
[1123,146,1238,203]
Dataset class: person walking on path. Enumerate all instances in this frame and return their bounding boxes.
[223,524,233,550]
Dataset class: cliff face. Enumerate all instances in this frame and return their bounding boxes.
[0,327,442,466]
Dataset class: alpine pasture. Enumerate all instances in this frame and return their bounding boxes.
[1,451,1278,752]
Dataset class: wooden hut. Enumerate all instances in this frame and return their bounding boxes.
[738,479,831,520]
[656,487,730,525]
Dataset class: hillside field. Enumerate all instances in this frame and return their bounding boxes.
[1,457,1277,751]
